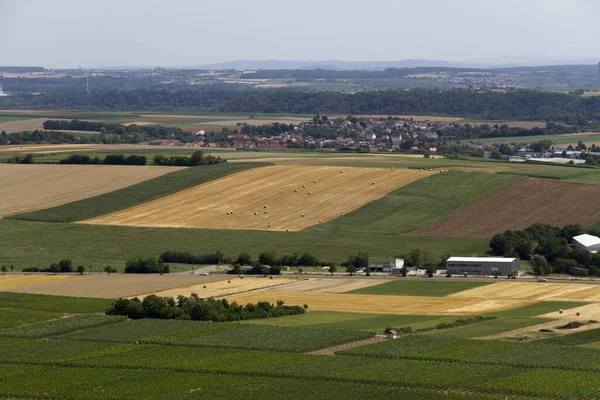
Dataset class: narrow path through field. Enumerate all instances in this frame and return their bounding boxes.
[307,335,386,355]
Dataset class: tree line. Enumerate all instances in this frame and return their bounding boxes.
[59,154,147,165]
[153,151,225,166]
[490,223,600,276]
[106,294,306,322]
[4,89,600,122]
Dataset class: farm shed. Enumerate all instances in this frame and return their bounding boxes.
[573,234,600,253]
[368,258,404,273]
[446,257,519,276]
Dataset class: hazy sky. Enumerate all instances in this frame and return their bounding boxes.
[1,0,599,68]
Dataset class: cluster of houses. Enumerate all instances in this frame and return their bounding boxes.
[145,117,597,163]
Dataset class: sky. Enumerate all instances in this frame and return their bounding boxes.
[1,0,599,68]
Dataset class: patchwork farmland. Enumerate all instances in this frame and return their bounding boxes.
[411,178,600,238]
[81,165,433,231]
[0,164,182,217]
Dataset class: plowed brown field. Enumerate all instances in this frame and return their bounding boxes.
[81,165,432,231]
[411,179,600,238]
[0,164,182,217]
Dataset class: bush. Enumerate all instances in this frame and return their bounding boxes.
[124,257,169,274]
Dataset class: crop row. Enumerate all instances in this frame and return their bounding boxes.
[543,326,600,346]
[59,319,375,352]
[0,292,113,313]
[338,333,600,371]
[0,363,511,400]
[2,339,600,398]
[0,308,59,329]
[0,315,126,338]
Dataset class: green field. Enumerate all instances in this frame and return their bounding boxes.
[349,280,492,296]
[0,292,600,399]
[434,317,550,338]
[477,132,600,146]
[0,309,59,329]
[490,301,588,317]
[0,292,113,313]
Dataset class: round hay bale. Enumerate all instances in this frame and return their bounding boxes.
[420,169,423,172]
[228,280,231,283]
[286,229,289,232]
[254,212,258,215]
[440,169,443,173]
[303,185,306,188]
[429,168,432,171]
[314,179,317,183]
[230,210,233,214]
[263,205,268,209]
[294,189,298,192]
[203,285,206,289]
[372,182,375,185]
[319,219,322,223]
[301,214,305,217]
[264,211,268,214]
[340,170,344,173]
[559,309,564,314]
[391,167,394,170]
[268,223,271,227]
[308,191,312,195]
[226,211,230,215]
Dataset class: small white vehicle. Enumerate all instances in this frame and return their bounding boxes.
[537,278,547,282]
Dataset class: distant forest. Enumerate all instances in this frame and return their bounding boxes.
[2,89,600,122]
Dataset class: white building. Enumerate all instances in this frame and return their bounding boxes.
[368,257,404,273]
[573,234,600,253]
[446,257,520,276]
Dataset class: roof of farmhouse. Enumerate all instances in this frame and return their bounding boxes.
[447,257,518,263]
[573,234,600,247]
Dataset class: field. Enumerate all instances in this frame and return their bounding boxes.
[412,178,600,238]
[80,165,433,231]
[226,291,531,315]
[1,274,230,299]
[477,131,600,146]
[449,281,600,301]
[0,164,181,217]
[348,280,491,296]
[0,117,47,132]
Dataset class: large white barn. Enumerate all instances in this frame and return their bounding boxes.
[573,234,600,253]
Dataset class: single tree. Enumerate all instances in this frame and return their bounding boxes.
[76,265,85,275]
[1,266,7,274]
[329,265,337,276]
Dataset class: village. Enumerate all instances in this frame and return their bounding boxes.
[148,116,597,165]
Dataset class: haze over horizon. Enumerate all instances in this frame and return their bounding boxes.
[1,0,599,69]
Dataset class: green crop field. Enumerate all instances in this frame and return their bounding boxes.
[0,292,113,313]
[0,309,59,328]
[244,311,444,332]
[348,280,492,296]
[476,132,600,146]
[490,301,588,317]
[434,317,550,338]
[1,292,600,398]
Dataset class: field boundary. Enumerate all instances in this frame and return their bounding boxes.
[9,162,269,222]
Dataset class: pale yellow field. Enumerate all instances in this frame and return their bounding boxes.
[268,278,391,293]
[81,165,432,231]
[0,275,73,289]
[226,292,531,315]
[0,164,183,217]
[3,274,228,298]
[327,114,464,122]
[147,277,299,299]
[449,281,600,301]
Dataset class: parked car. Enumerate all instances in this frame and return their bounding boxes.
[537,278,547,282]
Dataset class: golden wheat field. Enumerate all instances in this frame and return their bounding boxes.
[0,275,73,289]
[448,281,600,301]
[81,165,432,231]
[146,277,299,299]
[267,278,391,293]
[0,164,183,217]
[226,292,531,315]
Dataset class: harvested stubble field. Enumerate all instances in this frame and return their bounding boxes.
[450,281,600,302]
[81,165,433,231]
[266,278,391,293]
[0,275,73,290]
[0,164,183,217]
[0,117,47,132]
[147,277,299,299]
[411,179,600,238]
[2,274,228,299]
[226,292,531,315]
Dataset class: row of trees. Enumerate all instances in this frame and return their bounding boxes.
[59,154,147,165]
[124,258,170,274]
[153,151,225,166]
[22,259,86,274]
[490,223,600,276]
[4,89,600,121]
[106,294,306,322]
[0,129,98,145]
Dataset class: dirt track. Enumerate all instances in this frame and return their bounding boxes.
[81,165,432,231]
[411,179,600,238]
[0,164,182,217]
